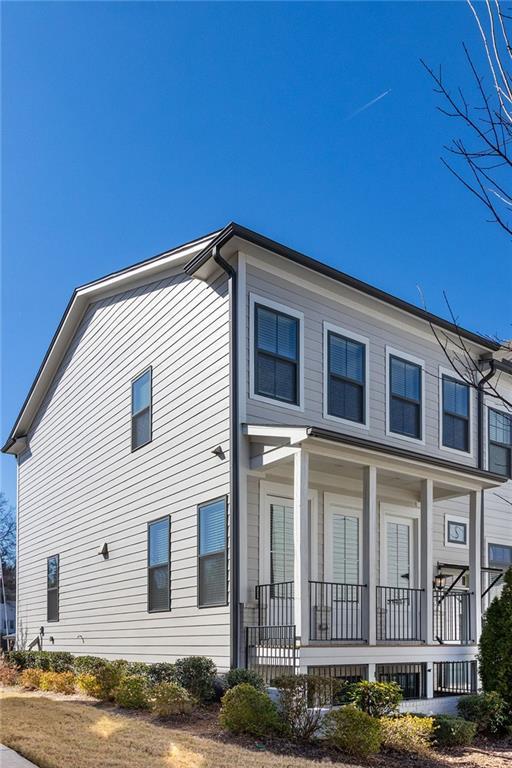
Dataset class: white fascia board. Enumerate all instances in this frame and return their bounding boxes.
[243,424,309,444]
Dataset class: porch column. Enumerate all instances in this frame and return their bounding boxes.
[363,466,377,645]
[420,479,434,645]
[293,449,310,645]
[469,490,482,644]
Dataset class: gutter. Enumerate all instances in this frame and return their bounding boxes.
[212,247,240,669]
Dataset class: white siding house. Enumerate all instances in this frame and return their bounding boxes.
[4,223,512,709]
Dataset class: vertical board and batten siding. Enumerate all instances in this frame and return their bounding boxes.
[16,268,232,668]
[243,250,480,466]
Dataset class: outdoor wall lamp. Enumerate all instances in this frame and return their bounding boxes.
[99,542,109,559]
[212,445,226,460]
[433,572,448,589]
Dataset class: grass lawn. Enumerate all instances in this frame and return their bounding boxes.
[1,689,511,768]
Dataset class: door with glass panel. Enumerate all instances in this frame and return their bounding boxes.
[382,516,419,641]
[265,498,295,626]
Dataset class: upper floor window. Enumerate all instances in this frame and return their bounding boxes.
[442,375,470,452]
[388,351,423,441]
[252,296,302,407]
[488,408,512,477]
[488,542,512,569]
[47,554,59,622]
[132,368,152,451]
[198,497,227,607]
[148,516,170,612]
[325,325,367,425]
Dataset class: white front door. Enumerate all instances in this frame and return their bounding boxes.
[386,517,414,588]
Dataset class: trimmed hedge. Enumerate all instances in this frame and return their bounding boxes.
[114,675,151,709]
[151,682,195,717]
[380,714,434,755]
[224,668,265,691]
[434,715,477,747]
[220,683,281,737]
[324,706,382,758]
[6,651,74,672]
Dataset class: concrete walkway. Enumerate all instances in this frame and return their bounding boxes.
[0,745,38,767]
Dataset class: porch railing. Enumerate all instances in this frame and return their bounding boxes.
[245,625,297,684]
[376,586,423,642]
[433,589,471,645]
[309,581,366,642]
[255,582,294,627]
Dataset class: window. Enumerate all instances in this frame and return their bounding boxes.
[442,376,470,452]
[198,498,227,607]
[132,368,152,451]
[254,303,299,405]
[47,555,59,622]
[488,408,512,477]
[326,329,366,424]
[389,354,422,439]
[488,542,512,570]
[148,517,170,612]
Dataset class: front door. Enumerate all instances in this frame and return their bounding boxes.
[381,511,419,641]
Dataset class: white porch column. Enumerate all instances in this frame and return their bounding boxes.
[420,479,434,645]
[293,449,310,645]
[363,466,377,645]
[469,490,482,644]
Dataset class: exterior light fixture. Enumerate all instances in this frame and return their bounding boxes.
[99,543,109,559]
[433,573,448,590]
[212,445,226,460]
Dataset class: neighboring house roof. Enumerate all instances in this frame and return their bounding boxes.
[2,222,501,454]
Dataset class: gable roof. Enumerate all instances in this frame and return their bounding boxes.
[3,222,501,454]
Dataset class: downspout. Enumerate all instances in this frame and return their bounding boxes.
[477,359,497,566]
[213,247,240,668]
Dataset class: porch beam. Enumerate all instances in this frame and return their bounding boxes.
[293,449,310,645]
[469,491,482,644]
[420,479,434,645]
[362,465,377,645]
[249,445,299,471]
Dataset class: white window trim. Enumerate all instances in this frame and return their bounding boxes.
[484,397,512,473]
[438,366,474,457]
[385,346,426,445]
[323,493,363,583]
[379,502,420,588]
[249,293,305,412]
[258,480,318,584]
[322,322,370,430]
[444,514,469,549]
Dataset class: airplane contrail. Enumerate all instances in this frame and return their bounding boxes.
[347,89,391,120]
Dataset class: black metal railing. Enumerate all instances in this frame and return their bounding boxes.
[309,581,366,641]
[433,589,471,645]
[255,581,294,627]
[376,663,427,699]
[245,625,297,685]
[433,660,478,696]
[376,586,423,642]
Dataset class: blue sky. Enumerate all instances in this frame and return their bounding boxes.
[2,2,511,508]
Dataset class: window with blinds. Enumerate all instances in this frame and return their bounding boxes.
[254,304,299,405]
[148,516,170,612]
[488,409,512,477]
[47,555,59,622]
[442,376,470,452]
[386,521,410,588]
[327,331,366,423]
[132,368,152,451]
[198,498,227,607]
[331,514,359,584]
[270,504,294,583]
[389,355,422,439]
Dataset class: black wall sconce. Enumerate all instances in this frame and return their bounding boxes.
[212,445,226,461]
[99,542,109,559]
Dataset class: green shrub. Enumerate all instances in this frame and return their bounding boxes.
[114,675,151,709]
[434,715,477,747]
[73,655,107,675]
[5,651,37,670]
[76,673,102,698]
[224,668,265,691]
[324,706,382,758]
[0,660,18,686]
[458,691,510,736]
[19,668,44,690]
[44,652,74,672]
[125,662,153,679]
[479,567,512,709]
[147,663,176,685]
[346,680,402,717]
[39,671,76,694]
[380,714,434,755]
[219,683,281,737]
[151,682,195,717]
[274,674,340,741]
[174,656,217,702]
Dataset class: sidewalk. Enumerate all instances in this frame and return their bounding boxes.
[0,745,38,768]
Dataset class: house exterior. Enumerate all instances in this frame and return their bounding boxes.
[4,222,512,711]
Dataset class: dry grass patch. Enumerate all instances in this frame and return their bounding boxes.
[0,690,350,768]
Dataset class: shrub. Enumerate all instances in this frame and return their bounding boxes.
[125,662,153,679]
[6,650,74,672]
[174,656,217,702]
[39,671,76,694]
[147,663,176,685]
[76,673,102,698]
[73,655,108,675]
[43,652,74,672]
[274,674,340,741]
[380,714,434,755]
[479,567,512,709]
[6,651,37,670]
[0,660,18,686]
[458,691,510,736]
[346,680,403,717]
[219,683,281,737]
[151,682,195,717]
[434,715,477,747]
[224,668,265,691]
[19,668,44,690]
[114,675,150,709]
[324,706,382,758]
